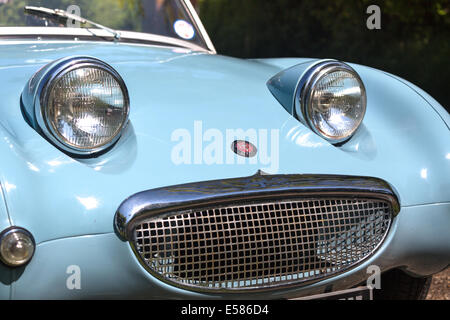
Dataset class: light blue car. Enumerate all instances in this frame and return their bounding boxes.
[0,0,448,300]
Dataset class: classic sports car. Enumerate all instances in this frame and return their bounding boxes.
[0,0,448,300]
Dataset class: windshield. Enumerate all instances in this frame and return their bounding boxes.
[0,0,208,49]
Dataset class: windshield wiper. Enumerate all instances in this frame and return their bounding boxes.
[24,6,121,40]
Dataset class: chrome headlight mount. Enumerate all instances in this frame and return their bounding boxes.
[0,227,35,267]
[22,56,130,156]
[295,60,367,144]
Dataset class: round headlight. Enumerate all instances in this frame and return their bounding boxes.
[299,61,366,143]
[0,227,35,267]
[38,57,129,155]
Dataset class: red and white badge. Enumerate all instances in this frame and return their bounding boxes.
[231,140,257,158]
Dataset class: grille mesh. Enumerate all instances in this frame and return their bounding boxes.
[133,198,391,290]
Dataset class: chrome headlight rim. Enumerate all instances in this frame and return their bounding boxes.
[295,60,367,144]
[35,57,130,156]
[0,227,35,268]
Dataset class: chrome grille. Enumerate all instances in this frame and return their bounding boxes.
[133,198,392,291]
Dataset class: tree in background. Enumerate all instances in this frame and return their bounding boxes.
[199,0,450,110]
[0,0,140,30]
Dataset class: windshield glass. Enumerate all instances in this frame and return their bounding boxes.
[0,0,208,49]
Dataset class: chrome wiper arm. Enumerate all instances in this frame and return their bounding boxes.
[24,6,121,40]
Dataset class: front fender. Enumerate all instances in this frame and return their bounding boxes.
[0,44,448,246]
[265,58,450,207]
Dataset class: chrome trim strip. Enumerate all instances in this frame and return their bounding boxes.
[293,59,338,122]
[114,172,400,241]
[0,27,211,53]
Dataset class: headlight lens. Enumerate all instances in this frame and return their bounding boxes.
[301,62,366,143]
[37,58,130,155]
[46,67,128,150]
[0,228,35,267]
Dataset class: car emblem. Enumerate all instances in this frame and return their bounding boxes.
[231,140,257,158]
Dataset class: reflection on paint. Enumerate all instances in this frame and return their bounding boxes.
[27,162,40,172]
[47,159,63,167]
[286,125,324,148]
[47,157,74,167]
[294,132,324,148]
[420,168,428,179]
[4,182,16,192]
[76,196,99,210]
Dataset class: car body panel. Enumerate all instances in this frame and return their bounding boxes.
[0,39,448,298]
[0,184,11,300]
[386,72,450,130]
[0,181,11,232]
[1,41,449,239]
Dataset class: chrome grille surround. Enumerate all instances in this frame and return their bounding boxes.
[115,173,399,292]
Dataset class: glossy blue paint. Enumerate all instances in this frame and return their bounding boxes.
[0,181,11,232]
[0,39,449,298]
[266,59,323,114]
[0,185,11,299]
[386,72,450,130]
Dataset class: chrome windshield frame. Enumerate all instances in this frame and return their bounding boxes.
[182,0,216,53]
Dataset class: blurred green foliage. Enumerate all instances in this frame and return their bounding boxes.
[0,0,141,30]
[199,0,450,110]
